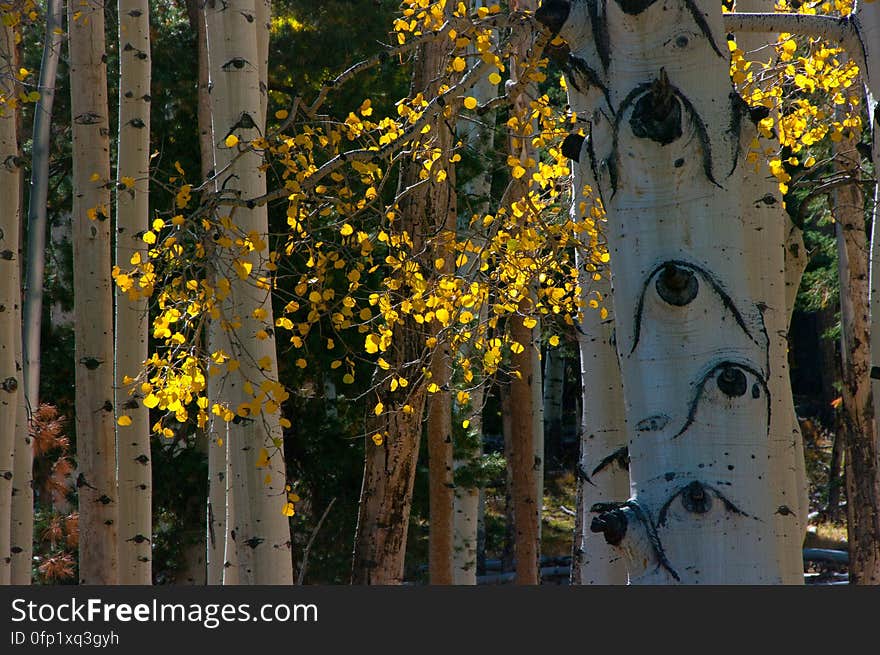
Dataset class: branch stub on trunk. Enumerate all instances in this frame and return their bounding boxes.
[655,262,698,306]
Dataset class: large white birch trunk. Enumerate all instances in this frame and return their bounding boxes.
[69,0,119,585]
[116,0,152,585]
[205,0,293,585]
[541,0,800,583]
[0,18,22,586]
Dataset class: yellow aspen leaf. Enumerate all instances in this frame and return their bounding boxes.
[427,383,440,393]
[340,223,354,236]
[463,96,477,110]
[511,165,526,179]
[436,307,450,325]
[489,72,502,85]
[374,401,384,416]
[256,448,270,468]
[510,341,524,354]
[296,358,307,368]
[462,420,470,429]
[371,433,384,446]
[331,360,343,369]
[280,418,292,428]
[275,109,289,120]
[282,502,295,517]
[225,134,239,147]
[343,373,355,384]
[117,415,132,427]
[522,316,538,329]
[143,394,160,409]
[452,56,466,72]
[549,335,560,347]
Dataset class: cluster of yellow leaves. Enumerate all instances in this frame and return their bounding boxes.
[727,0,862,193]
[111,2,604,453]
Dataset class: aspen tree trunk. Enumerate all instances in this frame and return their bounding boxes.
[0,17,22,586]
[572,273,629,584]
[69,0,119,585]
[833,133,880,584]
[542,347,564,466]
[540,0,801,583]
[734,0,808,584]
[205,0,292,585]
[859,0,880,586]
[15,0,64,585]
[506,0,541,586]
[452,22,497,581]
[351,31,454,585]
[116,0,152,585]
[179,0,211,586]
[560,41,630,585]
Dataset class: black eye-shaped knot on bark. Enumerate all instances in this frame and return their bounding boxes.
[561,133,586,162]
[534,0,571,35]
[717,365,748,397]
[681,481,712,514]
[590,507,628,545]
[658,480,751,527]
[629,69,682,146]
[656,262,698,306]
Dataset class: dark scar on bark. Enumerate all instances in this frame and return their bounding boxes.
[562,133,586,162]
[591,446,630,477]
[657,480,751,526]
[591,500,680,581]
[629,260,756,355]
[587,0,610,71]
[672,361,771,440]
[585,123,608,209]
[611,76,720,196]
[567,55,613,114]
[683,0,724,58]
[534,0,571,35]
[613,0,660,14]
[629,70,682,145]
[576,463,596,487]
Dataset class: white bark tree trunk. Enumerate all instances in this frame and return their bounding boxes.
[0,16,22,586]
[205,0,293,585]
[559,32,630,585]
[540,0,801,583]
[116,0,152,585]
[69,0,119,585]
[452,15,497,580]
[16,0,65,585]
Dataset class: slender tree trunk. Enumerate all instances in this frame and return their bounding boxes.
[351,29,454,584]
[834,128,880,584]
[542,347,564,468]
[506,0,541,586]
[559,37,630,585]
[205,0,292,585]
[181,0,211,587]
[500,385,515,573]
[427,330,455,584]
[452,3,497,582]
[0,16,22,586]
[116,0,152,585]
[69,0,119,585]
[858,0,880,587]
[15,0,64,585]
[541,0,800,583]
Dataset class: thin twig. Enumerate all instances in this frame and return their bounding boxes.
[296,497,337,585]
